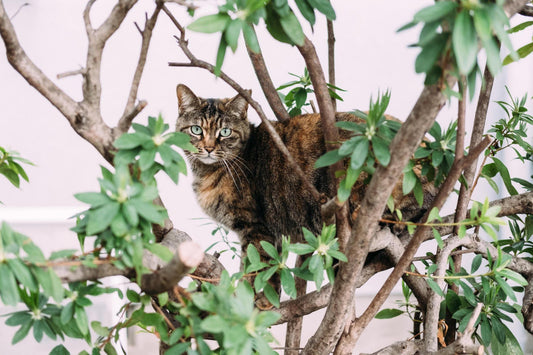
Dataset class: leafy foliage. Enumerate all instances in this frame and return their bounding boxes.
[0,146,32,191]
[400,0,517,95]
[276,68,345,117]
[186,0,335,73]
[244,224,346,307]
[314,90,401,202]
[503,20,533,65]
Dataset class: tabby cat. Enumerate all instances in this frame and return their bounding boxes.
[175,84,436,260]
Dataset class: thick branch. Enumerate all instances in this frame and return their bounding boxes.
[141,240,203,295]
[303,79,453,354]
[53,229,224,289]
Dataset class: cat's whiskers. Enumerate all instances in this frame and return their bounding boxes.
[224,152,252,176]
[220,159,243,194]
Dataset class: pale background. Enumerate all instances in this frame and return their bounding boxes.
[1,0,532,354]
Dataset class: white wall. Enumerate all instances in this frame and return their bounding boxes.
[1,0,532,354]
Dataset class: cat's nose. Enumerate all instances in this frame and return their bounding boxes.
[205,147,215,153]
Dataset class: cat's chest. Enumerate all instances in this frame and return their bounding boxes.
[193,169,252,225]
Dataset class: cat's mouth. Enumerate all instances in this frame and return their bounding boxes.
[195,153,220,165]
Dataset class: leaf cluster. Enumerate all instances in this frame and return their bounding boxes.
[401,0,517,97]
[482,88,533,196]
[245,224,346,308]
[314,91,401,202]
[72,115,191,276]
[0,146,32,190]
[503,20,533,65]
[187,0,336,73]
[276,68,345,117]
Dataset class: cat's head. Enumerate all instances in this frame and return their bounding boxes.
[175,84,251,165]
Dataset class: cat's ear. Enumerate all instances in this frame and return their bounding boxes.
[176,84,201,114]
[226,90,251,117]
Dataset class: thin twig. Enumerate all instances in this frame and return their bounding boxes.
[116,4,162,135]
[57,68,87,79]
[327,19,336,111]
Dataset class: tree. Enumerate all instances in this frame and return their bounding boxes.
[1,0,533,354]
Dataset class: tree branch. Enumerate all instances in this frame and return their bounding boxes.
[424,236,471,352]
[303,79,454,354]
[327,19,336,111]
[245,28,290,122]
[141,240,203,295]
[53,228,224,290]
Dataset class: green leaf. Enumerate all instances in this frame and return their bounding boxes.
[491,320,523,354]
[225,19,243,52]
[372,135,391,166]
[482,36,503,75]
[350,138,369,170]
[314,149,342,168]
[498,268,528,286]
[453,10,478,75]
[279,11,305,46]
[493,157,518,195]
[139,148,156,171]
[503,42,533,65]
[263,283,280,308]
[295,0,316,25]
[215,36,228,76]
[74,192,110,207]
[114,132,148,150]
[130,200,165,225]
[260,241,280,262]
[415,34,447,74]
[12,320,33,344]
[375,308,403,319]
[7,258,38,291]
[187,13,231,33]
[74,306,89,335]
[122,203,139,227]
[86,202,120,235]
[281,268,296,298]
[201,315,226,333]
[288,243,315,255]
[402,170,417,195]
[427,278,445,297]
[413,1,457,23]
[0,263,20,305]
[508,20,533,34]
[327,249,347,262]
[307,0,336,20]
[5,311,31,326]
[50,344,70,355]
[242,23,260,53]
[144,243,173,263]
[471,254,483,273]
[61,302,75,325]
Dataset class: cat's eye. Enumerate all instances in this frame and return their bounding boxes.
[219,128,232,137]
[190,125,203,135]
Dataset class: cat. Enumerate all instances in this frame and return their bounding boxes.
[174,84,436,268]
